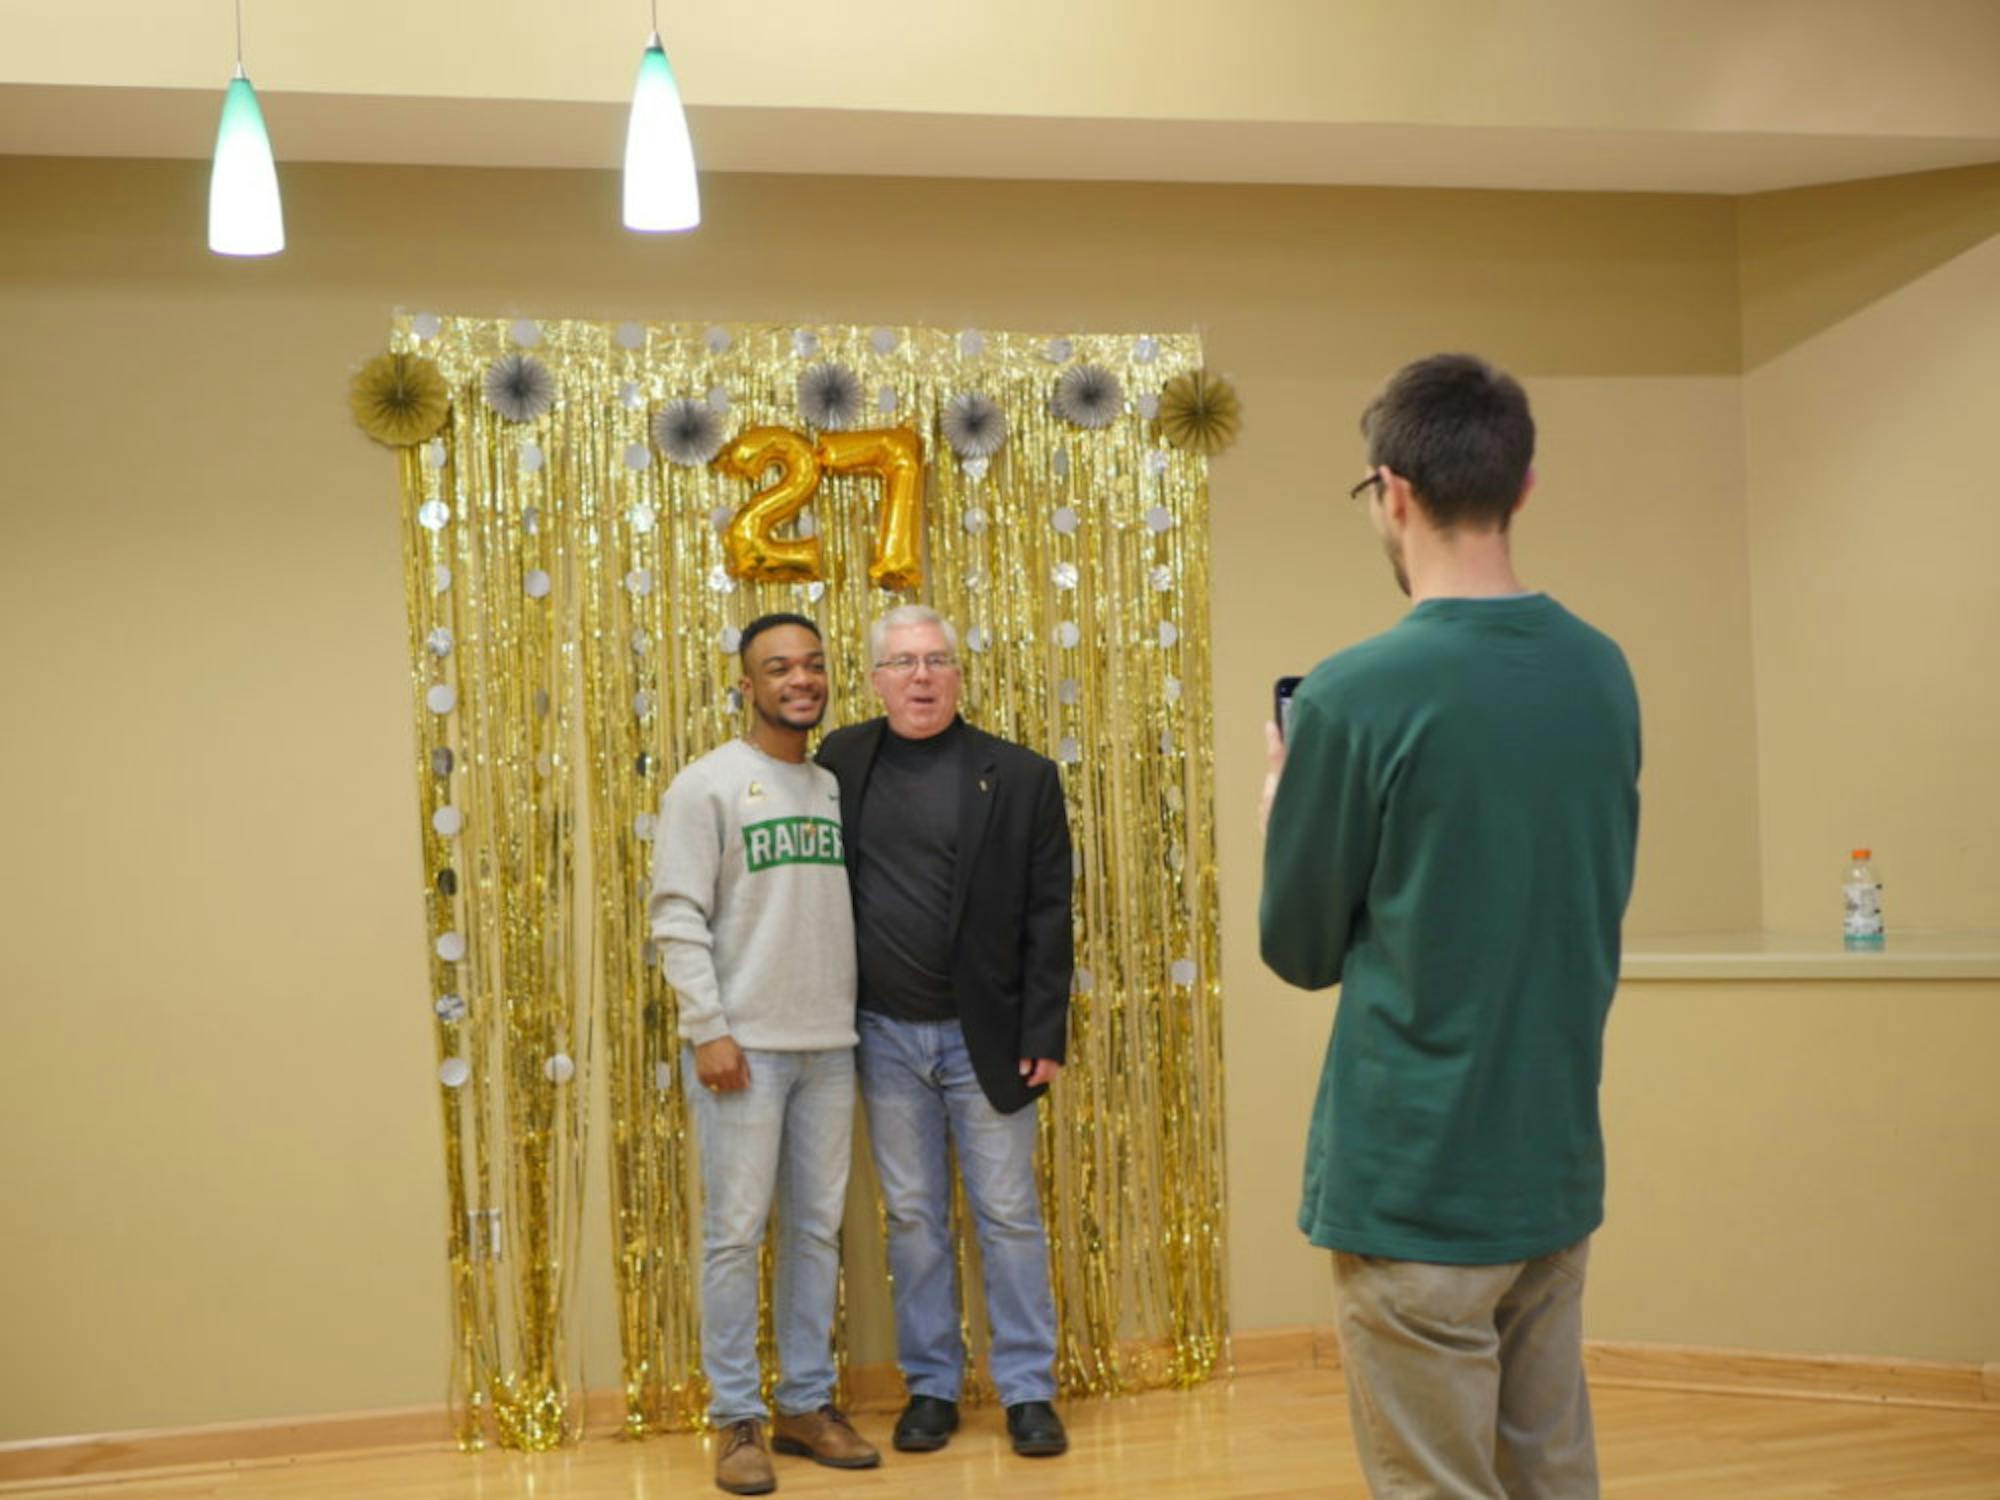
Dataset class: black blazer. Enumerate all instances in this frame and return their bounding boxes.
[817,717,1073,1115]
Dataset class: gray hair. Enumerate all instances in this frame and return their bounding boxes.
[869,604,957,665]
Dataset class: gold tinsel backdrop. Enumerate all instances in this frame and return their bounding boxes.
[381,314,1229,1450]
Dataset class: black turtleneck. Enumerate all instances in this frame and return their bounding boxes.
[854,720,964,1022]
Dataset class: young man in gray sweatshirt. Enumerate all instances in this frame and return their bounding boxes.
[649,613,879,1496]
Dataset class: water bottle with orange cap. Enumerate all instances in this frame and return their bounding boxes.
[1842,848,1884,950]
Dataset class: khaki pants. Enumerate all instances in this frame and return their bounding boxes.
[1332,1239,1597,1500]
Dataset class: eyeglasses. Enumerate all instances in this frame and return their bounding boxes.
[1349,471,1385,502]
[875,653,960,675]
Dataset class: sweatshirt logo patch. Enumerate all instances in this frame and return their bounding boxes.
[743,816,844,873]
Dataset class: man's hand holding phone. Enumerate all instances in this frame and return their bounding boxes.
[1263,676,1300,836]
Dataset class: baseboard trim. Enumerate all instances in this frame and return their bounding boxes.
[1226,1323,1326,1376]
[1230,1325,1998,1414]
[4,1335,1993,1486]
[0,1404,455,1489]
[1583,1340,2000,1413]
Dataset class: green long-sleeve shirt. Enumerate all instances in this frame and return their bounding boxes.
[1261,594,1640,1263]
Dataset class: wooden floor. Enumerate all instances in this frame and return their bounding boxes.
[8,1371,1998,1499]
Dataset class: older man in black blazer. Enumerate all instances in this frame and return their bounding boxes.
[817,604,1072,1460]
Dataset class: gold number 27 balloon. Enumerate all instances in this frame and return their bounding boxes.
[712,425,927,591]
[713,426,823,583]
[816,427,925,592]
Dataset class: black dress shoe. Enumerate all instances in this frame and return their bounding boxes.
[892,1395,959,1452]
[1005,1400,1068,1457]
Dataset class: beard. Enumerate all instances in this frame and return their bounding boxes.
[756,696,826,731]
[1383,534,1411,597]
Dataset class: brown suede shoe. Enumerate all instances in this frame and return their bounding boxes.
[770,1404,882,1470]
[714,1418,776,1495]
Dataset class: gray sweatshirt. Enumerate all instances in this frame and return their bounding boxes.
[648,738,858,1051]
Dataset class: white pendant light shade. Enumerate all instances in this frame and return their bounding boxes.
[208,66,284,256]
[623,33,700,232]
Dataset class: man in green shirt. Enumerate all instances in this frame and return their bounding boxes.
[1260,354,1640,1499]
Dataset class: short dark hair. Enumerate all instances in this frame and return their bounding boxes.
[739,612,821,667]
[1361,354,1534,531]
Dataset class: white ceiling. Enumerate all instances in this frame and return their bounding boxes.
[6,84,2000,196]
[7,2,2000,196]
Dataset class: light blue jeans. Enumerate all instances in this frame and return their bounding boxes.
[685,1046,855,1425]
[855,1010,1058,1407]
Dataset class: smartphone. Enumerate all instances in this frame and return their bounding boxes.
[1274,676,1303,740]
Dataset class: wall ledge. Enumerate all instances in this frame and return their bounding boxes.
[1620,929,2000,982]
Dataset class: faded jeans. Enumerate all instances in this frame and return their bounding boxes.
[856,1011,1058,1407]
[685,1045,855,1425]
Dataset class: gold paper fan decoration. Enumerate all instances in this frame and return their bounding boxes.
[350,352,451,447]
[1158,369,1242,457]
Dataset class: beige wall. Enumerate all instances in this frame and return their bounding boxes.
[1595,977,2000,1362]
[0,152,1987,1444]
[1739,165,2000,931]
